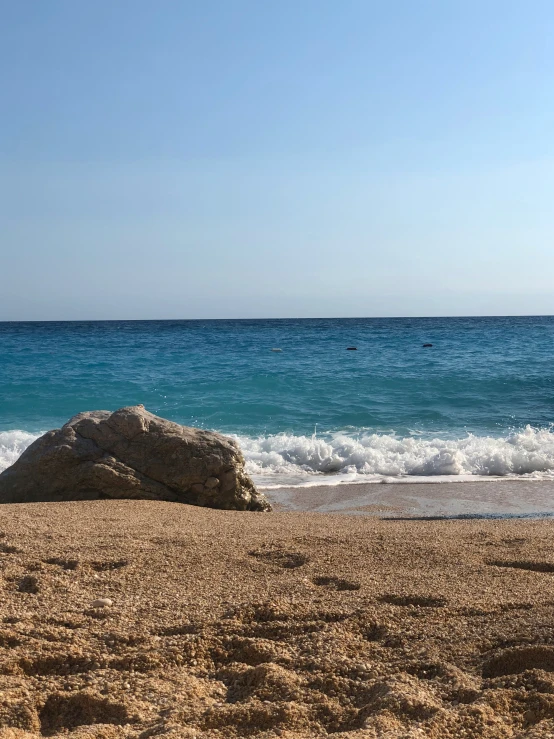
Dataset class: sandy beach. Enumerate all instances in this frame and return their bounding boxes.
[2,498,554,738]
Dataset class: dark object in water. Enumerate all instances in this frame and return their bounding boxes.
[346,347,357,350]
[422,343,433,348]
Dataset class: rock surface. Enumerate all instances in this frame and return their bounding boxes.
[0,405,271,511]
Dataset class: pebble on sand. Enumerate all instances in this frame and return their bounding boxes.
[91,598,113,608]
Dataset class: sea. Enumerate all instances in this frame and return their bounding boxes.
[1,317,554,489]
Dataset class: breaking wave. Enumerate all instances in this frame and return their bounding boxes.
[237,426,554,486]
[0,431,40,473]
[3,427,554,488]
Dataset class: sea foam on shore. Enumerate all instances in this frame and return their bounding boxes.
[3,426,554,487]
[237,425,554,485]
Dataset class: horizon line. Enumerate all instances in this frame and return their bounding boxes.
[1,314,554,323]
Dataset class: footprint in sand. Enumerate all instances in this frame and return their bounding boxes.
[89,559,129,572]
[0,542,19,554]
[43,557,80,570]
[312,576,361,591]
[488,559,554,573]
[249,548,309,569]
[0,631,21,648]
[483,645,554,678]
[39,692,130,735]
[379,594,447,608]
[500,537,527,546]
[17,575,39,594]
[43,557,128,571]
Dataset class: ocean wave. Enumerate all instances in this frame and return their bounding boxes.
[2,427,554,487]
[0,431,40,473]
[236,426,554,485]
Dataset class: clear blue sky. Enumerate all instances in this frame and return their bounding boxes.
[1,0,553,320]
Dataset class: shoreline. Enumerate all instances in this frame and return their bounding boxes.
[263,479,554,518]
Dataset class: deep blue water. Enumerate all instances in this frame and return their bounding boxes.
[2,317,554,483]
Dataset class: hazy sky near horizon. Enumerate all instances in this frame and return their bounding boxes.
[1,0,554,320]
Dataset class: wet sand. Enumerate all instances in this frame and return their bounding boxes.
[3,499,554,737]
[264,479,554,518]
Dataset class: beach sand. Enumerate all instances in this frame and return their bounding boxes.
[2,498,554,737]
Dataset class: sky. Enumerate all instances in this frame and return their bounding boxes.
[1,0,554,320]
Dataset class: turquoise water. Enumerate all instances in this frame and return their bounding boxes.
[2,317,554,485]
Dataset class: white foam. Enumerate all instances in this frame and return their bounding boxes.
[3,426,554,489]
[0,431,40,473]
[236,426,554,487]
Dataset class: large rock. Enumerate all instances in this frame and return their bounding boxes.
[0,405,271,511]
